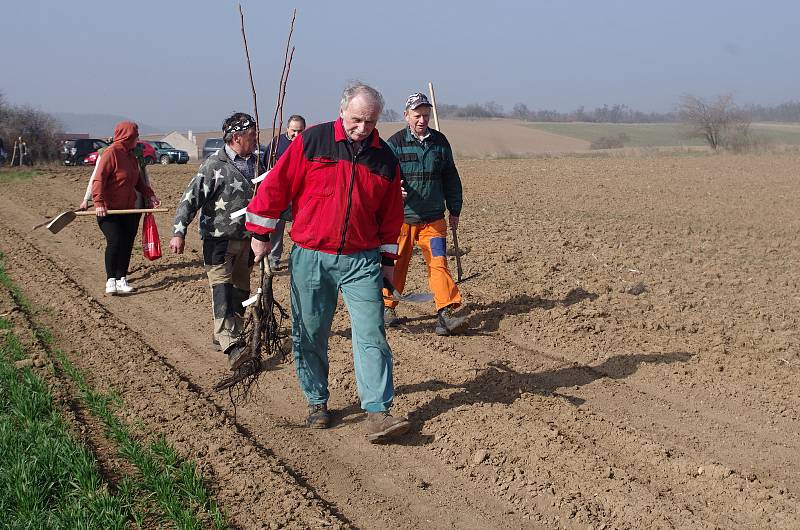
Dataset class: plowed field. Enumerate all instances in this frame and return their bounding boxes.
[1,153,799,528]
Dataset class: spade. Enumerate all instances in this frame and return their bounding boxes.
[46,208,169,234]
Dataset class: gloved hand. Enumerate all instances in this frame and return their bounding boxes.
[381,264,395,285]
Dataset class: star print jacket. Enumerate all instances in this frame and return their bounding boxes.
[172,147,254,240]
[245,118,403,259]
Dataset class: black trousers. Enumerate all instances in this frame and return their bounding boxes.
[97,213,141,280]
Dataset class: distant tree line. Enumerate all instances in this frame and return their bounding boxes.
[0,92,64,164]
[433,99,800,124]
[741,101,800,122]
[508,103,677,123]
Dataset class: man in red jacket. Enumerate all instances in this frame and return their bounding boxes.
[246,83,409,442]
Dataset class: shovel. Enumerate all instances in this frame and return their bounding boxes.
[383,277,433,304]
[33,208,84,230]
[450,226,480,284]
[46,208,169,234]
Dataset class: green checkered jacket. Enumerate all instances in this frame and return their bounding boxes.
[386,127,462,224]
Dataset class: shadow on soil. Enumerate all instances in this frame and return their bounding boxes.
[398,287,599,334]
[398,351,692,445]
[128,261,206,293]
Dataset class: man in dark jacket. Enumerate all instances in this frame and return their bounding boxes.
[246,83,410,442]
[169,112,258,369]
[383,92,468,336]
[260,114,306,270]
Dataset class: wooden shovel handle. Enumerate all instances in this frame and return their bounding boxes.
[428,82,440,131]
[74,208,169,215]
[451,226,464,282]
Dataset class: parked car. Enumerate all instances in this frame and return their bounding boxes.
[202,137,268,164]
[144,140,190,165]
[202,138,224,160]
[82,141,156,166]
[63,138,108,166]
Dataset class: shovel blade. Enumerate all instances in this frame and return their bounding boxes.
[398,292,434,303]
[382,276,432,304]
[46,211,77,234]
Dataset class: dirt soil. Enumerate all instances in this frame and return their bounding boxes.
[1,153,799,529]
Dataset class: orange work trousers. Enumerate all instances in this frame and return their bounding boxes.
[383,218,461,311]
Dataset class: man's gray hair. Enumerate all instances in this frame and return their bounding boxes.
[339,82,384,114]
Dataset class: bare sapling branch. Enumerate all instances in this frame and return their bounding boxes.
[268,9,297,170]
[238,4,262,175]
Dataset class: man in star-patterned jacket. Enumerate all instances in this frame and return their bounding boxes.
[169,112,259,369]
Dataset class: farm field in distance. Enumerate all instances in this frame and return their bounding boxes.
[1,151,799,528]
[526,121,800,148]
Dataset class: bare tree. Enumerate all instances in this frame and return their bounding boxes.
[678,94,750,150]
[0,92,63,164]
[511,103,531,120]
[380,108,400,122]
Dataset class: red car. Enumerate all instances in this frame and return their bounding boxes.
[83,141,157,166]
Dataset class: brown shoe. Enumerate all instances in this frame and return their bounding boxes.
[435,306,468,336]
[306,404,330,429]
[365,411,410,443]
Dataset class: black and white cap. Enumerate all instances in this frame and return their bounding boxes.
[405,92,432,110]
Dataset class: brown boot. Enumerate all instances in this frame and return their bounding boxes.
[435,305,468,336]
[365,411,410,443]
[306,404,330,429]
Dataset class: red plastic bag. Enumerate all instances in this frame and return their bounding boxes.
[142,213,162,260]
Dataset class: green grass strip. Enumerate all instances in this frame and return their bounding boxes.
[0,323,130,528]
[0,169,39,184]
[56,351,228,529]
[0,252,227,528]
[0,253,53,349]
[526,122,708,147]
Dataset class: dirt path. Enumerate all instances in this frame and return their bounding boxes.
[1,155,799,528]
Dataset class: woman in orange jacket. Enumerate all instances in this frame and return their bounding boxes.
[92,121,160,295]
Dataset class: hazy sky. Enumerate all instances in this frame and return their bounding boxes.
[2,0,798,132]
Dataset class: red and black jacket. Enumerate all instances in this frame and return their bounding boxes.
[246,118,403,259]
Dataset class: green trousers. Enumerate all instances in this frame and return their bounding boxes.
[289,245,394,412]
